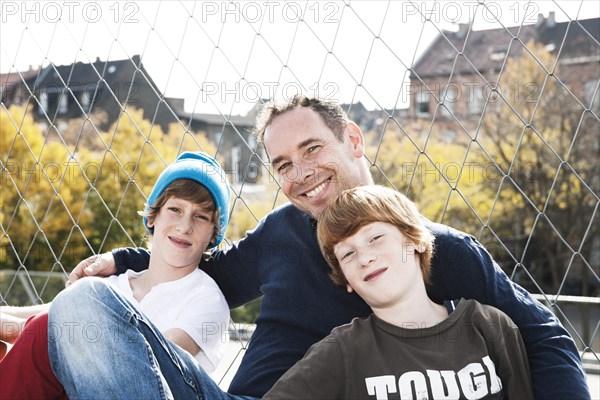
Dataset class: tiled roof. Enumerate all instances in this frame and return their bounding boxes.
[34,56,143,89]
[177,111,256,126]
[0,67,41,88]
[412,17,599,79]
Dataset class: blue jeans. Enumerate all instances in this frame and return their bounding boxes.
[48,278,258,400]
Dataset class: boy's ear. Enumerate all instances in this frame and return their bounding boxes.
[346,283,354,293]
[415,242,427,254]
[146,220,154,229]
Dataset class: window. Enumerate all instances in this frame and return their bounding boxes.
[231,146,241,182]
[39,89,48,114]
[468,86,485,115]
[58,93,68,114]
[416,91,430,116]
[212,130,223,144]
[231,146,241,169]
[13,87,22,105]
[489,47,507,61]
[81,90,92,112]
[584,80,599,112]
[247,133,257,151]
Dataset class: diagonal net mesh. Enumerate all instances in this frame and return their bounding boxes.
[1,0,599,387]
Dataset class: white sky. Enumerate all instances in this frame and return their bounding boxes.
[1,0,599,115]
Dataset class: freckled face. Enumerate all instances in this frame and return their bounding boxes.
[264,107,366,219]
[334,222,424,309]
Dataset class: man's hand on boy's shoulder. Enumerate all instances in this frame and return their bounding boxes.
[67,252,117,287]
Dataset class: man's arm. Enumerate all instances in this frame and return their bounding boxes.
[425,220,590,399]
[67,244,260,307]
[192,213,271,307]
[98,214,267,308]
[112,247,150,275]
[67,252,120,285]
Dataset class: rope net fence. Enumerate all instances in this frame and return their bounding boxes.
[1,0,598,385]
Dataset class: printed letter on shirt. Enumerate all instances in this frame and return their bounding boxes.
[398,371,429,400]
[481,356,502,394]
[427,370,460,399]
[365,375,397,400]
[457,363,488,399]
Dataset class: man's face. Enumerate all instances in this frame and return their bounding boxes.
[263,107,366,219]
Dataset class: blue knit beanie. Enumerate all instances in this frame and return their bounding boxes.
[143,152,230,248]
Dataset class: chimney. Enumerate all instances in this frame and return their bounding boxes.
[132,55,141,67]
[95,57,101,63]
[536,13,545,28]
[546,11,556,28]
[456,22,470,39]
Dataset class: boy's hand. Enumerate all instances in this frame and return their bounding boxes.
[67,252,117,286]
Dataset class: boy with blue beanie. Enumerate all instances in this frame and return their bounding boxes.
[112,150,231,372]
[143,151,231,247]
[0,152,231,399]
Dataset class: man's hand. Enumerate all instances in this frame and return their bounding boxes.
[67,252,117,286]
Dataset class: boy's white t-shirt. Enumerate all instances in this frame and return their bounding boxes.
[105,269,230,373]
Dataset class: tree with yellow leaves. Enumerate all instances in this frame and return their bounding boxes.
[1,105,92,302]
[479,40,598,296]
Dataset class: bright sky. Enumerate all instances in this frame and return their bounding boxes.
[1,0,599,115]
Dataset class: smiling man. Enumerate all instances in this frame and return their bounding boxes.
[55,96,590,399]
[264,104,370,219]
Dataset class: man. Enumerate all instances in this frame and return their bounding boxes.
[57,96,590,399]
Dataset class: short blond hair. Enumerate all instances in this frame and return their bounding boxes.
[317,186,434,286]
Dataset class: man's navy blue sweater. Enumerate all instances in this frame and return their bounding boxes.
[115,203,590,399]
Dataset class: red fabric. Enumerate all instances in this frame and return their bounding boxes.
[0,312,67,400]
